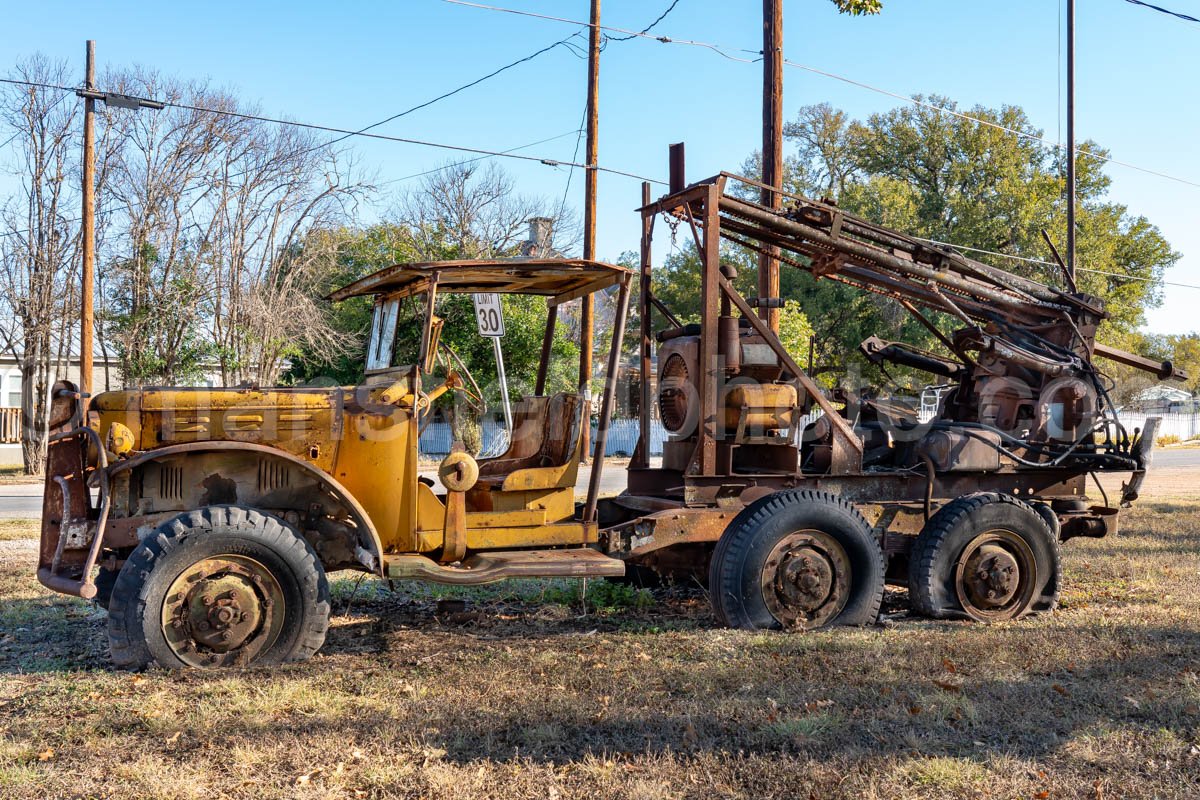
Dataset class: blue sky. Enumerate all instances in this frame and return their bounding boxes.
[3,0,1197,334]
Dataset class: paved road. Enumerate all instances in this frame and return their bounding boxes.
[0,483,42,519]
[3,448,1196,520]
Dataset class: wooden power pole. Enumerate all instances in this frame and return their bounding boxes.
[581,0,601,460]
[80,40,97,396]
[759,0,783,333]
[1065,0,1076,284]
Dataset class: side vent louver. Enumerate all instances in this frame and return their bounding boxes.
[159,465,184,501]
[257,460,291,493]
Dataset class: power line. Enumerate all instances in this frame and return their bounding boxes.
[0,78,662,184]
[1122,0,1200,24]
[443,0,1200,190]
[919,237,1200,290]
[324,27,590,151]
[379,127,583,187]
[604,0,683,42]
[0,77,665,240]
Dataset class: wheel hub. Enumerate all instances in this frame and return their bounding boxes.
[761,531,850,629]
[953,531,1038,621]
[161,555,284,668]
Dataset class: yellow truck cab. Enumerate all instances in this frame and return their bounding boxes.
[37,258,631,669]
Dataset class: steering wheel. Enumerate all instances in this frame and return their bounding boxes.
[419,340,484,413]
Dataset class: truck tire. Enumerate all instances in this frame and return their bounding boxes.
[908,492,1059,621]
[107,506,330,669]
[708,490,885,630]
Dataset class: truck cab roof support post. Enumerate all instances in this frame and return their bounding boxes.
[417,275,440,376]
[585,271,633,522]
[534,302,558,396]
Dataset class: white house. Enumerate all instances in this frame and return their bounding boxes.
[0,352,124,465]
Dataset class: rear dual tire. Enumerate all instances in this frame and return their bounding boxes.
[908,492,1059,621]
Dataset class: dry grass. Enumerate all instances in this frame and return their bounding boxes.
[0,521,39,542]
[0,474,1198,799]
[0,466,39,486]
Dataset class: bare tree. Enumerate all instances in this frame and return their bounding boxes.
[98,70,242,385]
[0,56,81,474]
[96,68,370,386]
[205,122,370,385]
[395,161,574,259]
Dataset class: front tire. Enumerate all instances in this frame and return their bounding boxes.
[107,506,330,669]
[709,490,885,630]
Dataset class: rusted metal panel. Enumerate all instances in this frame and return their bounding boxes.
[327,258,629,303]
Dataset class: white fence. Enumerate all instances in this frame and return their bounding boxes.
[418,411,826,459]
[1115,411,1200,442]
[418,419,669,458]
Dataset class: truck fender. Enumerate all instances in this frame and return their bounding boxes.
[106,441,385,576]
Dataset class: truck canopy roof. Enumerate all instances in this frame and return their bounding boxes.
[328,258,629,305]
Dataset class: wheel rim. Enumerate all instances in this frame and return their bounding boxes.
[160,555,286,668]
[953,529,1038,621]
[760,529,850,629]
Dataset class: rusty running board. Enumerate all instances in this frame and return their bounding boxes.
[385,548,625,585]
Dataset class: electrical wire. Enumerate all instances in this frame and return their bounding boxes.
[0,82,77,151]
[1122,0,1200,25]
[0,77,665,239]
[378,127,584,188]
[917,237,1200,290]
[442,0,1200,190]
[604,0,683,42]
[0,77,662,183]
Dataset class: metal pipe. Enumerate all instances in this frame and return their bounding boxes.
[585,274,631,522]
[636,181,653,468]
[719,195,1069,317]
[492,336,513,452]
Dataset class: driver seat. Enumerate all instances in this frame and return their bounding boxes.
[473,392,583,489]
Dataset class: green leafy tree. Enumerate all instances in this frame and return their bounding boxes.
[721,97,1181,384]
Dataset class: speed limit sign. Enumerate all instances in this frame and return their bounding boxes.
[472,293,505,337]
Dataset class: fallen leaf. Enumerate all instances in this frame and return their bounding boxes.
[37,747,54,762]
[1052,684,1071,697]
[1034,792,1050,799]
[933,679,961,693]
[942,657,957,673]
[129,675,146,687]
[295,768,322,785]
[164,731,181,745]
[350,748,366,761]
[907,705,922,715]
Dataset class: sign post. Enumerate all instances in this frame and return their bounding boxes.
[472,294,512,455]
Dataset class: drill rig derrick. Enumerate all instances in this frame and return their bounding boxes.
[607,166,1183,629]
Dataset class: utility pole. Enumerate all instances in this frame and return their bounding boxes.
[1065,0,1076,284]
[80,40,96,397]
[581,0,601,460]
[759,0,783,333]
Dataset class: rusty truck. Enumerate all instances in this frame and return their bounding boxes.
[35,163,1182,668]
